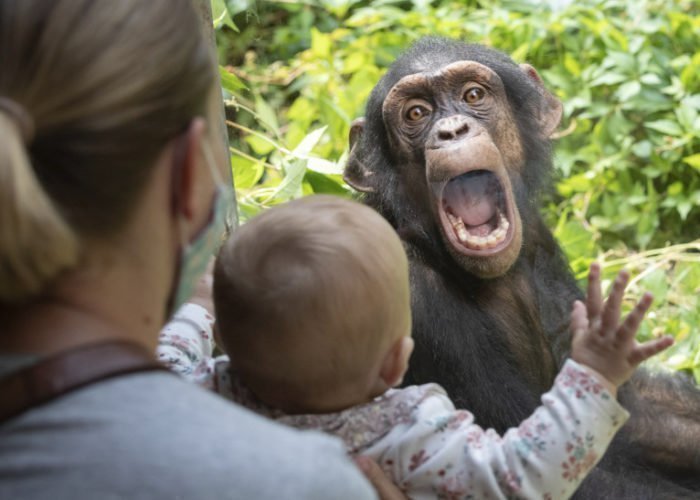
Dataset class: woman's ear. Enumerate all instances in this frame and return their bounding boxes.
[171,118,209,231]
[379,336,415,388]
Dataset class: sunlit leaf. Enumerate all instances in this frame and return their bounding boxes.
[244,135,276,156]
[646,119,683,137]
[211,0,238,31]
[219,66,246,92]
[254,95,280,135]
[232,155,264,190]
[292,126,328,157]
[272,159,307,202]
[683,154,700,172]
[616,81,641,102]
[311,28,332,58]
[305,171,349,195]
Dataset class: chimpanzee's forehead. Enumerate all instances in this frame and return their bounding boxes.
[388,61,503,96]
[375,39,536,112]
[390,60,501,91]
[386,40,515,81]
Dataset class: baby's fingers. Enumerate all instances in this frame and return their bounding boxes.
[628,335,674,366]
[601,270,630,337]
[586,262,603,320]
[570,300,589,338]
[616,292,653,343]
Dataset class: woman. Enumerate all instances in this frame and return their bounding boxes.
[0,1,392,498]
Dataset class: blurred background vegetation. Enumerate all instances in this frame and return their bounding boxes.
[211,0,700,380]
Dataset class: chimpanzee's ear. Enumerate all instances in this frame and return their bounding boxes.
[349,117,365,151]
[520,63,562,138]
[343,117,376,193]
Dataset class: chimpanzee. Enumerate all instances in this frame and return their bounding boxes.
[344,37,700,499]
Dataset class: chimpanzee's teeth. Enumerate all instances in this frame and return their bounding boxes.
[446,212,469,242]
[447,210,509,250]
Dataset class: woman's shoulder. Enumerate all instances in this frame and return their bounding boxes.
[0,372,375,499]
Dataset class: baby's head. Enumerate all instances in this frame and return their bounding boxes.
[213,195,413,414]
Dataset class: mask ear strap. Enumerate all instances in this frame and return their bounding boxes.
[201,139,234,232]
[201,140,224,185]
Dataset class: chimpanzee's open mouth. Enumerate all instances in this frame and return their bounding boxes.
[440,170,512,253]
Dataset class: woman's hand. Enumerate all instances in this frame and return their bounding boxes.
[354,456,407,500]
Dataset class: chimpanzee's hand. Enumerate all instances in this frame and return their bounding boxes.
[570,262,674,394]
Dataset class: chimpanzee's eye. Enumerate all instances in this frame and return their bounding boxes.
[464,87,485,104]
[406,105,430,122]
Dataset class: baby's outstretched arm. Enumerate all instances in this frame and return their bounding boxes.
[374,264,674,500]
[570,262,674,393]
[157,303,219,390]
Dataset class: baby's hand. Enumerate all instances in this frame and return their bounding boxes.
[570,262,674,393]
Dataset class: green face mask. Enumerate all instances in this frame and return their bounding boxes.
[167,141,232,317]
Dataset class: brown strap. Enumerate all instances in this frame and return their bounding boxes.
[0,341,170,424]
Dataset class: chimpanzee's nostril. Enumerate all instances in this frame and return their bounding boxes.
[438,130,455,141]
[437,121,470,142]
[455,122,470,137]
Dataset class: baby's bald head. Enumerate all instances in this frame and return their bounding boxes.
[213,195,411,413]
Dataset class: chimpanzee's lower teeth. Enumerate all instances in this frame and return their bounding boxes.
[447,210,509,250]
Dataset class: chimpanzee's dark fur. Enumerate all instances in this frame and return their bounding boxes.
[345,37,700,499]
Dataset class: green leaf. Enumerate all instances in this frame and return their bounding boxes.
[254,95,280,135]
[563,53,581,77]
[646,120,683,137]
[232,155,264,190]
[640,73,662,86]
[219,66,246,93]
[311,28,332,58]
[636,210,658,248]
[555,220,595,262]
[292,126,328,157]
[682,154,700,172]
[632,141,652,158]
[304,171,349,195]
[211,0,238,31]
[677,201,692,220]
[590,73,628,87]
[307,157,344,175]
[272,159,307,202]
[676,104,698,131]
[667,182,683,196]
[639,268,669,301]
[616,81,641,102]
[244,135,276,156]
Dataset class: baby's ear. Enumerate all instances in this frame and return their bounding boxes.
[380,337,414,388]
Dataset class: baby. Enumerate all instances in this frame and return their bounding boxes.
[158,195,673,499]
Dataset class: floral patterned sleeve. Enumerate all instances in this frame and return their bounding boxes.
[157,303,218,391]
[375,359,629,500]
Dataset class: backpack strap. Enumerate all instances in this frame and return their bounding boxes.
[0,341,170,424]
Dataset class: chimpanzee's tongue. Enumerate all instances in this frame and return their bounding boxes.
[443,171,499,228]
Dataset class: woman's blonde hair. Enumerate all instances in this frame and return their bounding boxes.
[0,0,215,303]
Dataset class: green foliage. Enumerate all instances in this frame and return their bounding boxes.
[584,243,700,380]
[213,0,700,380]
